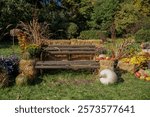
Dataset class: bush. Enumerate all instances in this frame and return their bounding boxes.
[135,29,150,42]
[79,30,108,39]
[0,55,19,76]
[0,55,19,87]
[67,22,78,39]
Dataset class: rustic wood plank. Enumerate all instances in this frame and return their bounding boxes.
[47,45,96,48]
[35,66,69,69]
[48,51,96,54]
[35,60,99,69]
[35,65,99,69]
[44,47,96,51]
[36,60,98,65]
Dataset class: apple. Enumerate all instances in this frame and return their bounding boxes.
[144,74,148,78]
[106,57,111,60]
[95,57,101,61]
[135,72,141,78]
[139,76,145,80]
[99,54,106,58]
[146,77,150,81]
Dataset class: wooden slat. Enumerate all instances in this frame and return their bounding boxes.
[36,60,98,65]
[70,65,99,69]
[47,45,95,48]
[48,51,96,54]
[35,60,99,69]
[35,65,99,69]
[35,66,69,69]
[44,47,96,51]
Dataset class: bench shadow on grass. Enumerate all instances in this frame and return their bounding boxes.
[28,68,126,86]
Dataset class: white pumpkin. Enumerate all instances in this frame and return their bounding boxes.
[99,69,118,85]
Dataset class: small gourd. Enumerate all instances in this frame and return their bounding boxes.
[16,73,28,86]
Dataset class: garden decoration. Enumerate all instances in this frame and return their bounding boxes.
[96,39,135,72]
[134,69,150,81]
[16,32,39,83]
[15,18,47,84]
[99,69,118,85]
[15,73,28,86]
[0,55,19,88]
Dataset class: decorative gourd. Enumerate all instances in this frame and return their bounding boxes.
[16,73,28,86]
[99,69,118,85]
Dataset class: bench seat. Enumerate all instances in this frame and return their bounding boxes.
[35,60,99,69]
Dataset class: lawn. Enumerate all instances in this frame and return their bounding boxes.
[0,42,150,100]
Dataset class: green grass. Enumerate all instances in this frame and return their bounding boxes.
[0,70,150,100]
[0,42,21,56]
[0,41,150,100]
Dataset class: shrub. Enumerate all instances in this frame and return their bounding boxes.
[0,55,19,76]
[135,29,150,42]
[79,30,108,39]
[26,44,41,59]
[0,55,19,87]
[67,22,78,39]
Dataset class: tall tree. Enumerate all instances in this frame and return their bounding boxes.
[114,0,150,36]
[89,0,119,30]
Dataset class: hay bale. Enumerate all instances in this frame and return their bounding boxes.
[99,60,115,71]
[41,39,71,45]
[71,55,93,60]
[71,39,102,47]
[117,61,136,73]
[19,59,37,80]
[70,39,78,45]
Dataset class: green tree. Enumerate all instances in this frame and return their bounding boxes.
[89,0,119,30]
[114,0,150,36]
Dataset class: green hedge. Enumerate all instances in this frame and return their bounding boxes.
[67,22,78,39]
[135,29,150,42]
[78,30,108,39]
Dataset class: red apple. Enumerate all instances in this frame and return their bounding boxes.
[106,57,111,60]
[144,74,148,78]
[135,72,141,78]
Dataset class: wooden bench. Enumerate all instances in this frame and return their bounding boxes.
[35,45,99,70]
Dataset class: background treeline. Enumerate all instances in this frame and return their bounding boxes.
[0,0,150,41]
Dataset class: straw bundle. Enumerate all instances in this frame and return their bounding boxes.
[71,55,93,60]
[41,39,102,47]
[117,61,136,74]
[41,39,71,45]
[19,59,37,80]
[71,39,102,47]
[99,60,115,71]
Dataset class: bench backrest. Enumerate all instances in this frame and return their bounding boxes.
[42,45,97,54]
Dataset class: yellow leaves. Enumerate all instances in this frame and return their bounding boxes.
[121,54,150,65]
[133,0,150,16]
